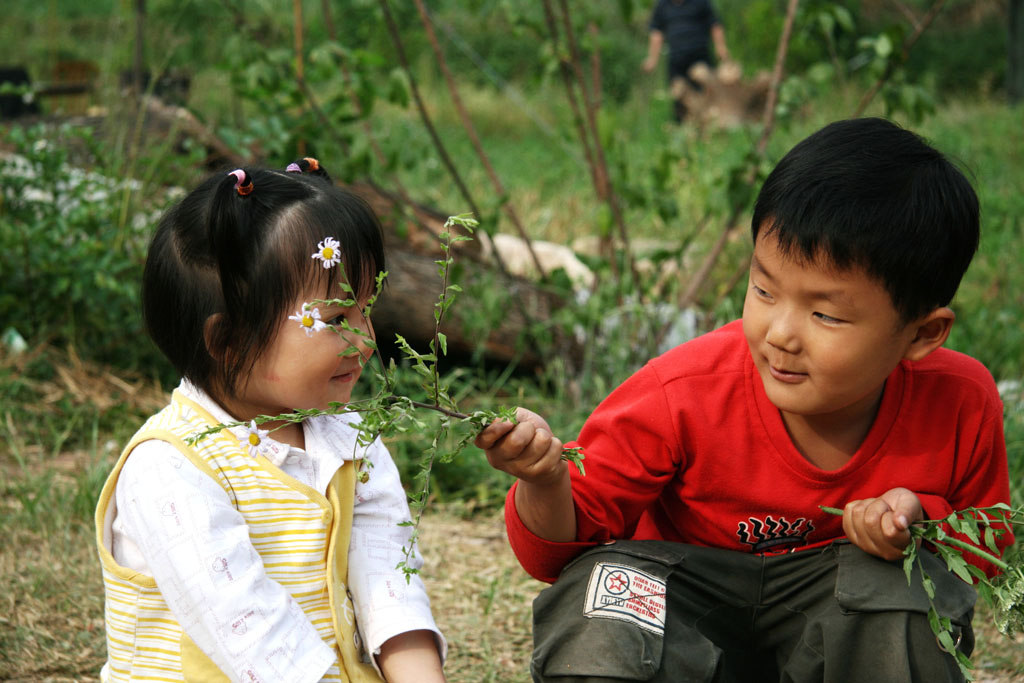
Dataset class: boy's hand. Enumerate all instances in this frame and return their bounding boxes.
[842,487,924,561]
[475,407,565,486]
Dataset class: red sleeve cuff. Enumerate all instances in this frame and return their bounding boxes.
[504,481,596,584]
[916,493,953,522]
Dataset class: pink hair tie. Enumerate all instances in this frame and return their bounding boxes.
[285,162,302,173]
[228,169,253,196]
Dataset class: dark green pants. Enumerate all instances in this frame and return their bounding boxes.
[531,541,976,682]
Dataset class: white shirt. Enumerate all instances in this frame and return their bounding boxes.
[110,381,446,683]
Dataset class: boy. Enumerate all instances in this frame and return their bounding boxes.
[476,118,1012,682]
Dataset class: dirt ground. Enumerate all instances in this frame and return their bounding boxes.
[418,505,543,682]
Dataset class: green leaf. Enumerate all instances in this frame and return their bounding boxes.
[922,575,936,599]
[937,629,956,654]
[962,515,981,544]
[876,34,893,59]
[984,526,999,554]
[947,553,974,584]
[903,552,915,584]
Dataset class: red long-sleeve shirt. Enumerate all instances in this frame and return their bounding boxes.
[507,320,1013,583]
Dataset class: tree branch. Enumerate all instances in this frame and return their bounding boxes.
[555,0,639,290]
[377,0,483,223]
[678,0,800,310]
[852,0,947,117]
[412,0,547,279]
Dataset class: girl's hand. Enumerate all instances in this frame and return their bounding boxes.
[475,407,565,486]
[842,487,924,561]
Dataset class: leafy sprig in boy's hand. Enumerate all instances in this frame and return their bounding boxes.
[476,408,567,486]
[842,486,925,561]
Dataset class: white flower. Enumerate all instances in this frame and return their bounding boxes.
[245,420,270,458]
[288,304,327,337]
[312,237,342,268]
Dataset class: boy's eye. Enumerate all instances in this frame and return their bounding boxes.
[752,284,771,299]
[813,312,843,324]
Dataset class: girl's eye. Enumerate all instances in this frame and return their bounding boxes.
[814,312,843,324]
[327,306,368,327]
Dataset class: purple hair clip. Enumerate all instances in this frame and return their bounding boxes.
[285,162,302,173]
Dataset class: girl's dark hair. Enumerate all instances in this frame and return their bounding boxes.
[752,117,979,323]
[142,162,385,402]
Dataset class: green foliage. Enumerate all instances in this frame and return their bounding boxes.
[0,124,164,371]
[879,5,1007,96]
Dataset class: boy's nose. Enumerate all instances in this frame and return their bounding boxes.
[765,314,800,353]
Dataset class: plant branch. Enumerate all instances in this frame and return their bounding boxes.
[538,0,623,279]
[292,0,307,156]
[678,0,799,310]
[412,0,547,279]
[930,534,1010,572]
[757,0,800,155]
[555,0,637,289]
[377,0,484,223]
[852,0,947,117]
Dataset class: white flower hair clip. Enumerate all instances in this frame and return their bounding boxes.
[312,237,341,269]
[289,303,327,337]
[245,420,270,458]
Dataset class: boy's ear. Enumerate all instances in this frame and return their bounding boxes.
[903,307,955,362]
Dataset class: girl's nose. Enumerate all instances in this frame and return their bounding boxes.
[341,318,375,359]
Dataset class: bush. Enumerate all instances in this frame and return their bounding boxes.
[0,123,166,373]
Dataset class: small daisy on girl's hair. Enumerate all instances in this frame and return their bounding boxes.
[244,420,269,458]
[288,304,327,336]
[313,237,342,268]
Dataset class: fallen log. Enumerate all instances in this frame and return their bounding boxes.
[370,244,573,371]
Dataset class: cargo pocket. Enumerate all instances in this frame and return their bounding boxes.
[532,541,720,682]
[835,543,976,649]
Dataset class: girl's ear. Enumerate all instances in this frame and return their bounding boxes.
[204,314,226,361]
[903,307,955,362]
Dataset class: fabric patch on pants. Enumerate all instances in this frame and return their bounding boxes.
[583,562,667,635]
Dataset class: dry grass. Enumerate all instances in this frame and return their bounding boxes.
[0,524,106,682]
[418,505,542,682]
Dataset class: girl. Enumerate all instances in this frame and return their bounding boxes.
[94,159,447,683]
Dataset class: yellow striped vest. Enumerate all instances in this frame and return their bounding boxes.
[94,390,383,682]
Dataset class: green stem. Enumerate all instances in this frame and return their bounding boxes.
[928,533,1009,572]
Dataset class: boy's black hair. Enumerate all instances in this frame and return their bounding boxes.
[751,117,979,323]
[142,164,385,403]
